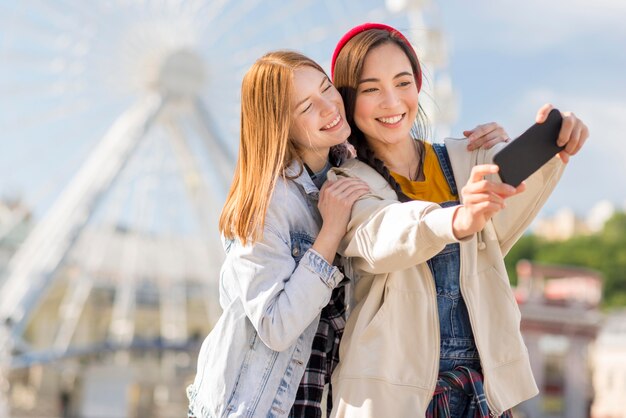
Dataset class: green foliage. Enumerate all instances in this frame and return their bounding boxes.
[505,234,538,286]
[504,211,626,309]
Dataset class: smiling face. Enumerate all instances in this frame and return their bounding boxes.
[353,42,419,148]
[289,65,350,171]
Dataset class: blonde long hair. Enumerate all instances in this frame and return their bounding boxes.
[219,50,327,245]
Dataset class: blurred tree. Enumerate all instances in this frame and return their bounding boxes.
[504,211,626,308]
[504,234,538,286]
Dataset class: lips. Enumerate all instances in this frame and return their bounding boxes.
[321,114,342,130]
[376,113,405,125]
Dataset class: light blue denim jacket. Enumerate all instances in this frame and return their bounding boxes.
[187,160,344,418]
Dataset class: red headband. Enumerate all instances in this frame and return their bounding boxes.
[331,22,422,92]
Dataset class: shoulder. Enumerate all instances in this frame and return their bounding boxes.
[265,175,317,235]
[270,175,298,199]
[334,159,397,200]
[335,159,385,187]
[442,137,475,185]
[443,137,506,165]
[337,157,370,172]
[440,138,469,159]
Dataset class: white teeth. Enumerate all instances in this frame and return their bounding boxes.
[323,115,341,130]
[378,115,403,124]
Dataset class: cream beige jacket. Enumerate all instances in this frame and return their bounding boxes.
[330,138,565,418]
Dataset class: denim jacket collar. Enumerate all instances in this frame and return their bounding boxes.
[284,159,320,196]
[284,144,351,197]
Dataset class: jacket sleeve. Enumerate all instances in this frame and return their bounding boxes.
[338,194,463,275]
[224,224,343,352]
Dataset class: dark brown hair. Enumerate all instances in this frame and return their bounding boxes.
[333,29,430,202]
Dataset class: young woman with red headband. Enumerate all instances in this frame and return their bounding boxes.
[329,23,588,417]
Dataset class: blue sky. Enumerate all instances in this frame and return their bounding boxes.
[436,0,626,216]
[0,0,624,223]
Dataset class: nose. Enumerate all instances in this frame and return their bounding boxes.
[319,96,335,117]
[380,88,399,109]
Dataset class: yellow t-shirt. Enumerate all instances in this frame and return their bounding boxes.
[390,142,458,204]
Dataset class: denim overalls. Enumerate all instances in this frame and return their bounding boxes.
[428,144,481,415]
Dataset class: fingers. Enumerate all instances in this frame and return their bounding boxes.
[462,181,517,207]
[462,191,506,209]
[463,166,519,214]
[560,113,589,153]
[472,133,510,150]
[535,103,554,123]
[557,111,576,147]
[553,111,589,163]
[468,164,500,183]
[465,122,510,151]
[318,178,368,227]
[323,177,368,194]
[567,126,588,156]
[467,165,525,197]
[320,177,369,205]
[562,125,580,155]
[455,171,523,237]
[465,122,498,140]
[345,185,370,204]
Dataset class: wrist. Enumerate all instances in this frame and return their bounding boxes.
[452,205,473,239]
[312,226,343,263]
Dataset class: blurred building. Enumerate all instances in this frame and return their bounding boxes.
[533,207,589,241]
[590,311,626,418]
[514,260,603,418]
[0,199,32,281]
[533,200,618,241]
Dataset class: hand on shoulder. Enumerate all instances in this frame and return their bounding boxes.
[464,122,511,151]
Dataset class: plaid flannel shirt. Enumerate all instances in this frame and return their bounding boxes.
[427,366,513,418]
[289,285,346,418]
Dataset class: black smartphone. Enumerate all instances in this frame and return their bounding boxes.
[493,108,564,187]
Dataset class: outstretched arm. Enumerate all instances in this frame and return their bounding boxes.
[491,104,589,254]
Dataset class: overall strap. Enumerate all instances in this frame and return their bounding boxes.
[432,143,458,196]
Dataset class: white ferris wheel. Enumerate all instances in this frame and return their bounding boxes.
[0,0,455,415]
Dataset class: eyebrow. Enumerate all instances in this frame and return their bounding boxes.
[359,71,413,84]
[295,76,329,108]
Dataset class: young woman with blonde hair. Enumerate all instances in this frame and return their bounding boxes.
[186,50,369,418]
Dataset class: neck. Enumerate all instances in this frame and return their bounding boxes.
[301,149,330,173]
[368,136,420,179]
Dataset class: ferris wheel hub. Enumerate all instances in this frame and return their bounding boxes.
[152,49,206,97]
